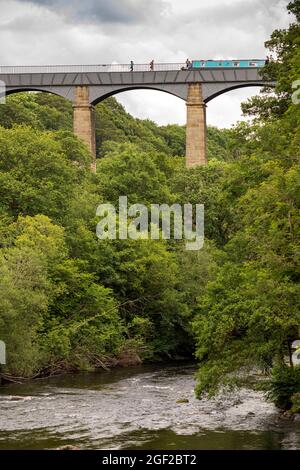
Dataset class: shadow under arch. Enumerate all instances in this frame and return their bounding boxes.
[90,85,186,106]
[204,82,275,103]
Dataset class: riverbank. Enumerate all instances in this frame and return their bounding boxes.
[0,349,144,386]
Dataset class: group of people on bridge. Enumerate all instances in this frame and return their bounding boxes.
[129,58,191,72]
[130,60,154,71]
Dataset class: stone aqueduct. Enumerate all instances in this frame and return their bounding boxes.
[0,63,274,170]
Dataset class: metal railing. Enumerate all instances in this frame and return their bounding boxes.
[0,63,186,74]
[0,60,266,75]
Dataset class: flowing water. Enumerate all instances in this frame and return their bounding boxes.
[0,364,300,450]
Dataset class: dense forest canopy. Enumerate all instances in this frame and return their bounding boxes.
[0,0,299,411]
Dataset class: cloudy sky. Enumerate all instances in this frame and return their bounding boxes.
[0,0,292,127]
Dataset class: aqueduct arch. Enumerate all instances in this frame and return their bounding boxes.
[0,64,275,170]
[76,81,273,170]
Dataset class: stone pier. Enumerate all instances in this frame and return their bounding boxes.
[73,86,96,172]
[186,83,207,168]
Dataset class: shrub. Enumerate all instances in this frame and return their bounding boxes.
[268,365,300,409]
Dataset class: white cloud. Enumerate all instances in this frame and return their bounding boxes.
[116,90,186,126]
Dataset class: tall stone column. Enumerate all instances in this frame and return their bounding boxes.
[73,86,96,172]
[186,83,207,168]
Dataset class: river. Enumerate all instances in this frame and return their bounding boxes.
[0,364,300,450]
